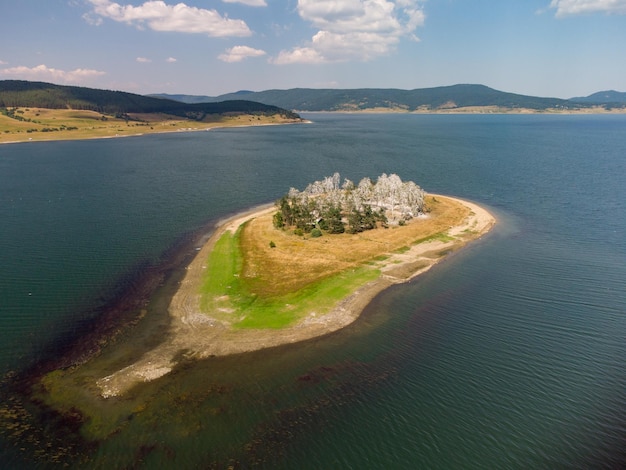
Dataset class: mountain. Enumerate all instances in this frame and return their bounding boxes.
[150,84,619,112]
[570,90,626,105]
[0,80,300,120]
[155,90,256,105]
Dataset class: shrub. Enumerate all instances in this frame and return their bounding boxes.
[311,228,322,238]
[272,212,284,229]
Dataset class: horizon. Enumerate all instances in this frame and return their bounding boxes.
[5,79,622,101]
[1,1,625,99]
[150,83,624,100]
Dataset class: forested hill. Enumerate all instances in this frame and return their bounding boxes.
[0,80,300,120]
[570,90,626,105]
[152,84,623,112]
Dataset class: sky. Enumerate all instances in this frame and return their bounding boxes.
[1,0,625,98]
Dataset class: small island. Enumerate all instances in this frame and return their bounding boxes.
[96,174,495,398]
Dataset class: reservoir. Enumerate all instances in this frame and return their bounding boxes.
[1,114,624,468]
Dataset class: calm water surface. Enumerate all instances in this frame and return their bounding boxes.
[0,114,624,468]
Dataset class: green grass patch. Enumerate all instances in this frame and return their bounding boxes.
[199,228,380,329]
[412,231,455,245]
[199,226,245,309]
[234,266,380,329]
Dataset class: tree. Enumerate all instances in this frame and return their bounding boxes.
[273,172,425,235]
[273,211,284,229]
[347,208,364,234]
[324,204,345,234]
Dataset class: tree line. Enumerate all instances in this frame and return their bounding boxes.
[0,80,301,120]
[273,173,426,235]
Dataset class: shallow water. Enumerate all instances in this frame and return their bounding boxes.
[1,114,625,468]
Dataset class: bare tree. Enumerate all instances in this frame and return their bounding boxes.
[275,173,425,232]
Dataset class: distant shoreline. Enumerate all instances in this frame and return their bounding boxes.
[3,106,624,146]
[0,110,308,145]
[96,194,495,398]
[297,106,626,115]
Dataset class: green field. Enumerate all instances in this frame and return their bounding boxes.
[199,226,380,329]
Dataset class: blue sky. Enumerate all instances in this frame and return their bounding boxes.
[1,0,625,98]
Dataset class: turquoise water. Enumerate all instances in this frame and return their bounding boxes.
[1,114,625,468]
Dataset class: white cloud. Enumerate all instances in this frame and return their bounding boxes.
[271,47,326,65]
[0,64,106,83]
[0,60,7,65]
[298,0,399,33]
[274,0,425,64]
[219,46,267,63]
[82,12,103,26]
[86,0,251,37]
[549,0,626,16]
[136,57,152,63]
[222,0,267,6]
[166,57,177,63]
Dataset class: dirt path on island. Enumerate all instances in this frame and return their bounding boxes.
[96,196,495,398]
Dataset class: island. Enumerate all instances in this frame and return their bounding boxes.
[96,174,495,398]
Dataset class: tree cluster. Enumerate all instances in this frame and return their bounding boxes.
[0,80,302,120]
[273,173,426,235]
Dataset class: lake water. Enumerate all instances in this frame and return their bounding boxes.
[0,114,624,468]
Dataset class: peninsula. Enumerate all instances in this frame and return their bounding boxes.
[96,174,495,398]
[0,80,304,144]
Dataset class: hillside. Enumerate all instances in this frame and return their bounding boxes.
[151,84,625,112]
[570,90,626,105]
[0,80,300,119]
[0,81,304,144]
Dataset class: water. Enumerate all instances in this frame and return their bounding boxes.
[0,114,624,468]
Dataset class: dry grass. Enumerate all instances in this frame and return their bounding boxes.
[0,107,301,144]
[239,195,469,297]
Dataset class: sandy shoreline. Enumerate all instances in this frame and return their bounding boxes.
[96,195,495,398]
[0,116,310,145]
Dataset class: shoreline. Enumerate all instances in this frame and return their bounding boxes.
[294,107,626,115]
[3,106,624,145]
[96,195,495,398]
[0,115,309,146]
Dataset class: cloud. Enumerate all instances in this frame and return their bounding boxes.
[166,57,177,63]
[219,46,267,62]
[82,12,103,26]
[0,60,7,65]
[549,0,626,16]
[0,64,106,83]
[136,57,152,63]
[86,0,251,37]
[222,0,267,6]
[271,47,326,65]
[273,0,425,64]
